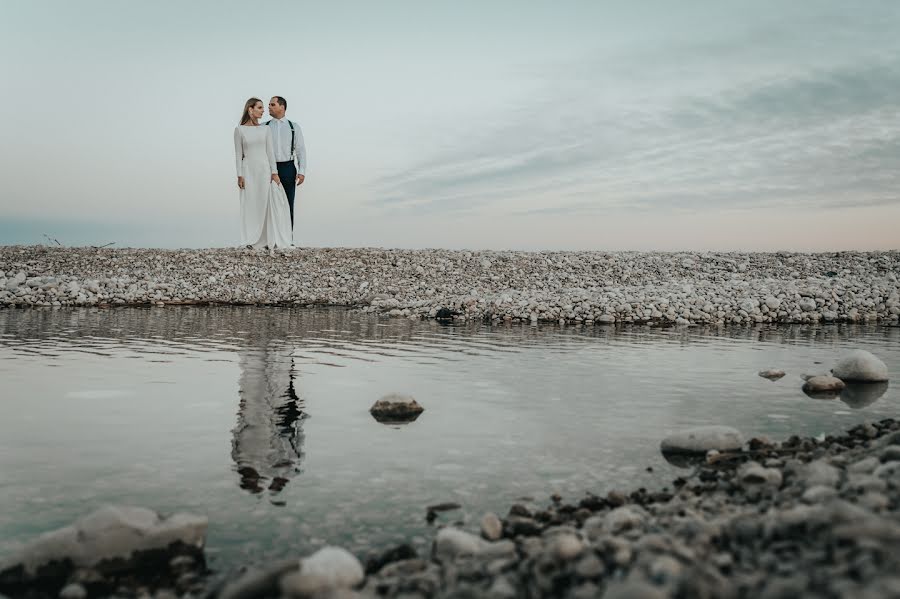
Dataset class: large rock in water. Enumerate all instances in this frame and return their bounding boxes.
[0,505,207,596]
[832,350,889,382]
[660,426,744,454]
[370,393,424,423]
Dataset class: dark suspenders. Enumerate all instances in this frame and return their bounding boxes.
[267,119,296,159]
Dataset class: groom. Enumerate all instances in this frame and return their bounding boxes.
[266,96,307,239]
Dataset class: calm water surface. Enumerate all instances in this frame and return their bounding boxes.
[0,307,897,573]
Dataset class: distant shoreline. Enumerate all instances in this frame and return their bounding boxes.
[1,246,898,325]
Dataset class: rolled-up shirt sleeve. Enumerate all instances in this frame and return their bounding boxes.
[294,124,307,176]
[233,127,243,177]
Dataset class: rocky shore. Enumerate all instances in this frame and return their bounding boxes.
[3,418,899,598]
[1,246,898,325]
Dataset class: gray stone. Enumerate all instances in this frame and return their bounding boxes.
[219,558,299,599]
[660,426,744,454]
[738,461,783,489]
[603,506,647,535]
[848,456,880,474]
[831,349,889,382]
[880,445,900,463]
[758,369,786,380]
[801,485,838,504]
[369,393,424,423]
[649,555,683,585]
[574,553,605,579]
[802,375,845,395]
[603,579,667,599]
[874,461,900,479]
[801,460,841,488]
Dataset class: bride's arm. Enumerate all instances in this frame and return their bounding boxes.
[234,127,245,188]
[265,127,280,179]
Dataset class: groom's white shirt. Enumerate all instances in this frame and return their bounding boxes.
[269,116,307,176]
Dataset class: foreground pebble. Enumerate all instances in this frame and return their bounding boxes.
[6,420,900,598]
[0,506,207,597]
[2,246,898,325]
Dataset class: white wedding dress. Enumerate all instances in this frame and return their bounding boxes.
[233,125,293,249]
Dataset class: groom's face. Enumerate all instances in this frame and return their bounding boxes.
[268,98,285,119]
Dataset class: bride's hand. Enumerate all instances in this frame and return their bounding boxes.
[271,174,282,187]
[237,176,245,189]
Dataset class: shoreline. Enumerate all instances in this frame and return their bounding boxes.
[3,417,899,598]
[1,246,898,325]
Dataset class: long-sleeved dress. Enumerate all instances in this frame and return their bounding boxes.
[233,125,293,248]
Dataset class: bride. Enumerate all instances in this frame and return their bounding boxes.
[233,97,292,252]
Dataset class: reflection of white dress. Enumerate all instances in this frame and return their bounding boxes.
[232,344,306,493]
[233,125,292,248]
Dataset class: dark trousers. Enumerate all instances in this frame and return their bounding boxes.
[276,161,297,232]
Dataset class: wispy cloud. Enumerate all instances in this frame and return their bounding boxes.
[371,42,900,218]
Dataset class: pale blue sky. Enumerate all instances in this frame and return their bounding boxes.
[1,1,898,250]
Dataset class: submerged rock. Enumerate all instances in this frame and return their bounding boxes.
[660,426,744,454]
[832,349,889,382]
[369,393,424,424]
[758,369,786,380]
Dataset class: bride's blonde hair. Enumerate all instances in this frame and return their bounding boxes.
[240,97,263,125]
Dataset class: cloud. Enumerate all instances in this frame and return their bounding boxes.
[370,46,900,218]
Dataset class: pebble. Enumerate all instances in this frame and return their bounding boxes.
[480,512,503,541]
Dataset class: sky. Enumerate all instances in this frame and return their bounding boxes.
[1,0,899,251]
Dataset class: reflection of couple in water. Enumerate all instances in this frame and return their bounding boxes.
[231,343,308,495]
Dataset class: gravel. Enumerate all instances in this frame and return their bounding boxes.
[1,246,898,325]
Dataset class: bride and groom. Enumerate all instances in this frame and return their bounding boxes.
[233,96,307,253]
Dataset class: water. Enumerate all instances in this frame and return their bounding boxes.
[0,307,897,574]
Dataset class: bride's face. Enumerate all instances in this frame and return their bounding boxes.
[250,101,264,120]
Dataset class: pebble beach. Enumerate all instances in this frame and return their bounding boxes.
[1,246,898,325]
[1,244,898,598]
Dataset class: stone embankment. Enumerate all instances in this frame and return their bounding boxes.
[1,246,898,325]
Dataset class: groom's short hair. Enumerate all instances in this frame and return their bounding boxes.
[273,96,287,110]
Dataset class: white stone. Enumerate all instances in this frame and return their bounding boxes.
[281,546,363,596]
[1,505,207,576]
[831,349,889,382]
[480,512,502,541]
[432,527,485,563]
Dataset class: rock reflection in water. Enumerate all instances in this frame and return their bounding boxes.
[840,381,890,409]
[231,344,308,495]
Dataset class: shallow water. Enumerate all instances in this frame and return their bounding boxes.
[0,307,897,573]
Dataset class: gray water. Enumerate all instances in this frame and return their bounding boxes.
[0,307,897,574]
